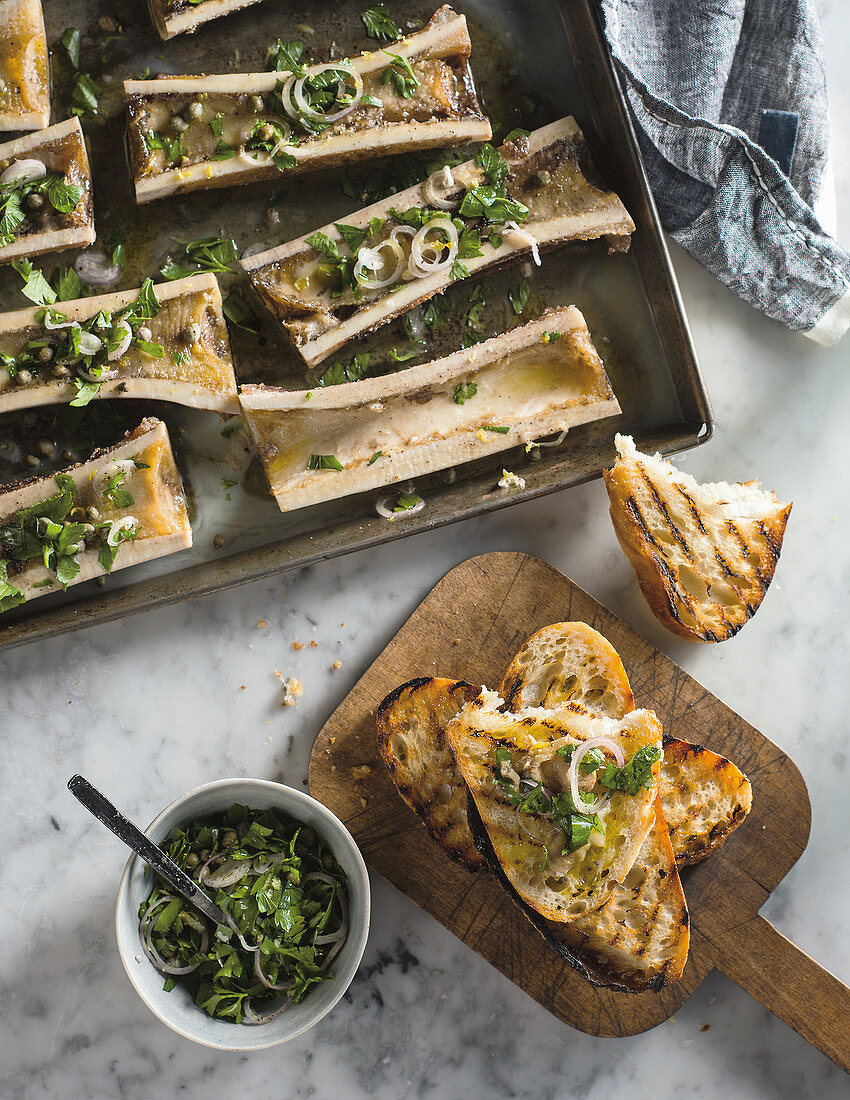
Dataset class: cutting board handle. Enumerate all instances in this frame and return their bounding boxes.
[716,913,850,1073]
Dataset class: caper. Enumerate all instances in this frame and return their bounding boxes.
[199,849,210,861]
[15,369,32,386]
[185,852,199,867]
[212,533,224,550]
[531,169,551,187]
[265,207,280,227]
[528,445,542,462]
[86,505,101,521]
[186,100,204,121]
[35,438,54,457]
[169,115,189,133]
[183,321,201,345]
[24,453,40,468]
[259,123,275,142]
[322,852,335,871]
[299,827,316,847]
[51,364,70,379]
[25,192,45,212]
[249,94,264,113]
[61,448,76,462]
[137,325,152,342]
[221,830,238,847]
[37,345,54,363]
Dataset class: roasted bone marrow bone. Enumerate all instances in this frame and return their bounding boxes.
[0,119,96,265]
[242,117,636,367]
[0,0,50,131]
[239,306,620,513]
[126,6,491,202]
[148,0,267,41]
[0,417,192,612]
[0,274,238,414]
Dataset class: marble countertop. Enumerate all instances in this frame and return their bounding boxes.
[4,4,850,1098]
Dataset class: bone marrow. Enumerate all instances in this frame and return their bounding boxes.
[0,417,192,612]
[0,0,50,132]
[239,306,620,513]
[241,117,636,366]
[0,119,96,266]
[125,7,491,203]
[148,0,267,41]
[0,273,238,415]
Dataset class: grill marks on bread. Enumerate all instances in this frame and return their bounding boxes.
[604,434,791,641]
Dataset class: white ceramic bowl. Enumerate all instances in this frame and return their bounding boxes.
[115,778,370,1051]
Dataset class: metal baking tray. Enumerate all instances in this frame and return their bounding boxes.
[0,0,711,649]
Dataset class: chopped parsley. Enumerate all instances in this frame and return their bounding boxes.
[161,236,238,280]
[380,52,419,98]
[509,277,531,316]
[481,425,510,434]
[307,453,344,471]
[59,27,81,70]
[0,172,84,247]
[361,5,402,40]
[451,382,477,405]
[600,746,662,795]
[12,258,57,305]
[541,330,561,343]
[139,804,348,1023]
[393,491,422,512]
[222,289,259,333]
[317,352,371,387]
[0,470,138,606]
[70,73,99,118]
[422,294,451,333]
[368,450,383,465]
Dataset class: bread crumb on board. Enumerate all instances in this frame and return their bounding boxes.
[293,642,303,651]
[332,660,342,669]
[257,619,267,628]
[281,678,302,706]
[351,765,372,779]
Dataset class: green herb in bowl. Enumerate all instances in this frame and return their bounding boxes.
[138,803,349,1025]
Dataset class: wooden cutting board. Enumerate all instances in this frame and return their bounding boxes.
[308,552,850,1071]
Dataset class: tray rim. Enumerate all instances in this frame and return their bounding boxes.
[0,0,712,651]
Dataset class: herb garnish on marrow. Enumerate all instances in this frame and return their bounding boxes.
[139,803,349,1024]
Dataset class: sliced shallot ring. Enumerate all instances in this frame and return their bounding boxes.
[106,516,139,547]
[224,911,261,952]
[292,62,362,123]
[354,237,404,289]
[423,166,460,210]
[74,251,122,287]
[107,321,132,361]
[254,949,296,992]
[409,218,458,277]
[43,312,76,331]
[242,998,291,1025]
[568,735,626,816]
[502,221,540,266]
[0,158,47,186]
[203,856,252,889]
[139,896,207,975]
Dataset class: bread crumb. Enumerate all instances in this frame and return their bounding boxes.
[700,1024,710,1032]
[329,736,336,744]
[273,669,282,678]
[330,764,336,772]
[332,660,342,669]
[453,638,461,645]
[310,640,317,648]
[360,796,367,808]
[281,677,302,706]
[258,619,267,628]
[352,765,372,779]
[292,642,303,651]
[240,685,246,691]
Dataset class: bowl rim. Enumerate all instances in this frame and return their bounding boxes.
[115,777,371,1051]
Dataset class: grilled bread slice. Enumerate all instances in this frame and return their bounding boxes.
[501,620,635,716]
[501,622,751,866]
[377,677,483,871]
[660,736,753,866]
[445,693,662,921]
[604,434,792,642]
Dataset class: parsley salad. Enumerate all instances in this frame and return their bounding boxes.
[139,804,349,1024]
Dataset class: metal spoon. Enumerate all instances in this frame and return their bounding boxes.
[67,774,227,927]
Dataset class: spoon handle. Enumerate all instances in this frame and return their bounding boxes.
[67,775,226,927]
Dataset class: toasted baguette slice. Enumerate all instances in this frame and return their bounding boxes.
[604,434,792,642]
[543,794,689,990]
[660,736,753,866]
[445,693,662,921]
[501,621,635,717]
[377,677,484,871]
